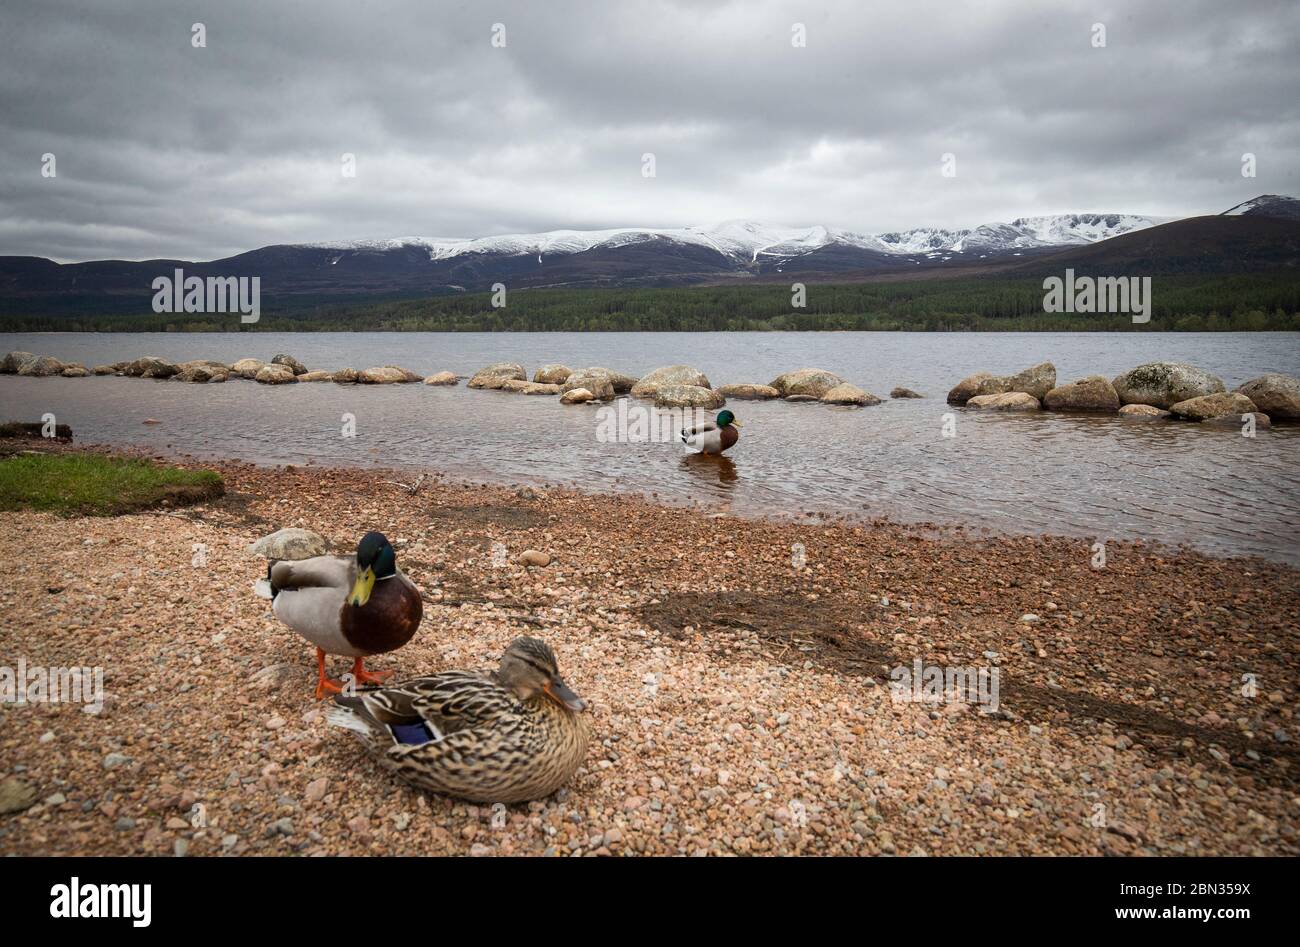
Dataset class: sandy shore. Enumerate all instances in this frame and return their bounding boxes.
[1,451,1297,855]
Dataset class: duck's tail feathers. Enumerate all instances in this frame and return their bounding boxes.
[324,703,373,737]
[253,578,273,600]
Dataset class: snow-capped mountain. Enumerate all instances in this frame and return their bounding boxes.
[3,196,1292,313]
[307,212,1164,266]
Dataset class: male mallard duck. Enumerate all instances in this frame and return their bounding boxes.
[324,636,589,803]
[682,408,742,454]
[256,531,423,699]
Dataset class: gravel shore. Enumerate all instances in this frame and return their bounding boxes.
[1,453,1297,855]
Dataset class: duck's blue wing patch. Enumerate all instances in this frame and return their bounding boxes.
[390,721,435,745]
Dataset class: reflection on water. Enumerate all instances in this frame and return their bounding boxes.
[1,331,1297,563]
[682,453,739,485]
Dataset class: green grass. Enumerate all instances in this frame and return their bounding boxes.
[0,453,223,515]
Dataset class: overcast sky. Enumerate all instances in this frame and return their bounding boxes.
[1,0,1296,262]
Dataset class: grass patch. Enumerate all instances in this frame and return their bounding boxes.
[0,453,223,515]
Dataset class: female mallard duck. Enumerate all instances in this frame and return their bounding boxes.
[682,408,742,454]
[256,531,423,699]
[324,636,589,804]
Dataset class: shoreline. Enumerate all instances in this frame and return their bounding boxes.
[1,448,1297,855]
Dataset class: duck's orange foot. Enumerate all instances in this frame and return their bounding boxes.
[315,676,345,700]
[351,658,391,687]
[313,647,346,700]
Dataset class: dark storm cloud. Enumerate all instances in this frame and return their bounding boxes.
[0,0,1296,261]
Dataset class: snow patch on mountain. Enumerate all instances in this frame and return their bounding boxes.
[304,211,1177,264]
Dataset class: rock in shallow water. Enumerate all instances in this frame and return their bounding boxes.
[890,387,923,399]
[1169,391,1257,421]
[533,364,572,385]
[562,369,616,400]
[1118,403,1170,420]
[769,368,842,399]
[560,387,595,404]
[1234,373,1300,419]
[468,362,526,389]
[1112,361,1224,409]
[654,384,725,408]
[820,383,881,406]
[423,371,458,386]
[967,391,1041,412]
[717,383,780,400]
[1043,376,1120,412]
[632,365,711,398]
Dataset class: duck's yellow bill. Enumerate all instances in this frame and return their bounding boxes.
[349,567,375,607]
[730,419,743,428]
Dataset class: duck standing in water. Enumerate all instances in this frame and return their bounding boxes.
[325,636,590,803]
[682,409,742,455]
[256,531,423,699]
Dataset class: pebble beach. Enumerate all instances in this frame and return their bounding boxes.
[1,448,1297,856]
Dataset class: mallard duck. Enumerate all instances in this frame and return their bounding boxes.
[324,636,589,803]
[255,531,423,699]
[682,408,742,454]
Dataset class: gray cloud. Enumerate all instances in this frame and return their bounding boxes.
[1,0,1296,261]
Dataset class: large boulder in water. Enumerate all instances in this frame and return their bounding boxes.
[468,362,526,389]
[768,368,842,399]
[1043,375,1120,412]
[1005,362,1056,400]
[821,383,881,406]
[718,383,780,400]
[1111,362,1224,409]
[255,364,298,384]
[654,384,725,408]
[967,392,1041,412]
[503,379,562,396]
[1,352,39,374]
[947,371,1005,404]
[632,365,711,398]
[19,355,67,377]
[271,354,308,375]
[332,368,359,384]
[562,368,616,401]
[423,371,459,386]
[1169,392,1257,421]
[173,359,232,383]
[359,365,420,384]
[230,358,267,379]
[1235,373,1300,419]
[1118,404,1170,420]
[123,356,179,379]
[533,364,572,385]
[559,387,596,404]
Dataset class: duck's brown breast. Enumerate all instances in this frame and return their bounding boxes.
[339,575,422,656]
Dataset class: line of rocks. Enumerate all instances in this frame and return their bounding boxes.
[467,363,914,408]
[947,360,1299,427]
[1,351,456,387]
[4,349,930,410]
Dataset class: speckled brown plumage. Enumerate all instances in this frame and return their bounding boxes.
[327,652,590,804]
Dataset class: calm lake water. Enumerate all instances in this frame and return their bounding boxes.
[2,331,1298,564]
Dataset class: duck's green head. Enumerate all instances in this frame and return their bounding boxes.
[716,409,741,428]
[349,531,396,606]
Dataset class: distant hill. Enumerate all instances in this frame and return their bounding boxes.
[0,196,1295,317]
[1008,215,1300,276]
